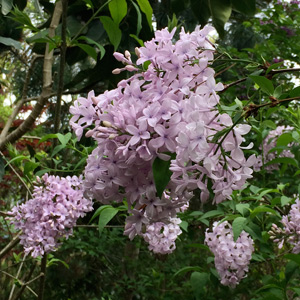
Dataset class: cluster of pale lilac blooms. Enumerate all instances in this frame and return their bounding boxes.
[254,126,294,172]
[143,217,182,254]
[70,25,256,253]
[269,198,300,253]
[8,174,93,258]
[205,221,254,288]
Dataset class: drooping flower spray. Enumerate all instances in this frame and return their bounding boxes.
[70,25,256,254]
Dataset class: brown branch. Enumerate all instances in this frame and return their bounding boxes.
[244,96,300,118]
[12,263,37,300]
[269,67,300,75]
[0,1,63,151]
[37,254,47,300]
[215,63,236,77]
[0,55,42,141]
[54,0,68,134]
[221,67,300,93]
[8,253,28,300]
[0,233,21,260]
[0,150,32,197]
[222,78,247,92]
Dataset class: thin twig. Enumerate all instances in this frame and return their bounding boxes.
[1,269,40,297]
[54,0,68,134]
[244,96,300,118]
[214,63,236,77]
[8,253,28,300]
[0,258,32,272]
[0,210,11,217]
[12,263,37,300]
[0,233,21,260]
[37,254,47,300]
[0,151,32,197]
[222,78,247,92]
[21,136,41,140]
[0,1,63,151]
[71,0,112,42]
[0,55,42,142]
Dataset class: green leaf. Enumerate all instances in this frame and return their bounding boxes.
[274,85,282,98]
[266,62,284,75]
[209,0,232,38]
[98,207,118,234]
[6,155,29,166]
[77,36,105,59]
[89,205,113,223]
[199,210,224,220]
[285,253,300,266]
[266,157,298,168]
[57,133,72,146]
[76,43,98,60]
[250,206,278,218]
[129,34,144,46]
[276,132,293,147]
[167,13,178,32]
[109,0,127,25]
[83,0,94,9]
[290,86,300,98]
[190,272,209,298]
[232,217,247,241]
[38,134,58,144]
[24,161,39,176]
[136,0,153,30]
[235,203,250,216]
[0,36,22,50]
[131,0,142,36]
[250,75,274,96]
[51,145,65,157]
[244,222,262,241]
[35,169,50,177]
[262,120,277,130]
[231,0,255,15]
[10,7,38,32]
[173,266,203,277]
[292,288,300,296]
[152,156,173,198]
[1,0,13,15]
[47,258,69,269]
[285,261,298,284]
[179,220,188,232]
[99,16,122,51]
[281,196,292,206]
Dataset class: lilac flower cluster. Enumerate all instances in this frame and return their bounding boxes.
[205,221,254,288]
[8,174,93,258]
[143,217,182,254]
[70,26,256,242]
[254,126,294,172]
[259,20,274,26]
[270,198,300,253]
[280,26,296,37]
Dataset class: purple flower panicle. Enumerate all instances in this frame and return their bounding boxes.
[205,221,254,288]
[8,174,93,258]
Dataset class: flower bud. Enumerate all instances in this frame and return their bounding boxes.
[102,121,113,128]
[125,65,138,72]
[125,50,131,59]
[135,47,141,58]
[112,68,122,74]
